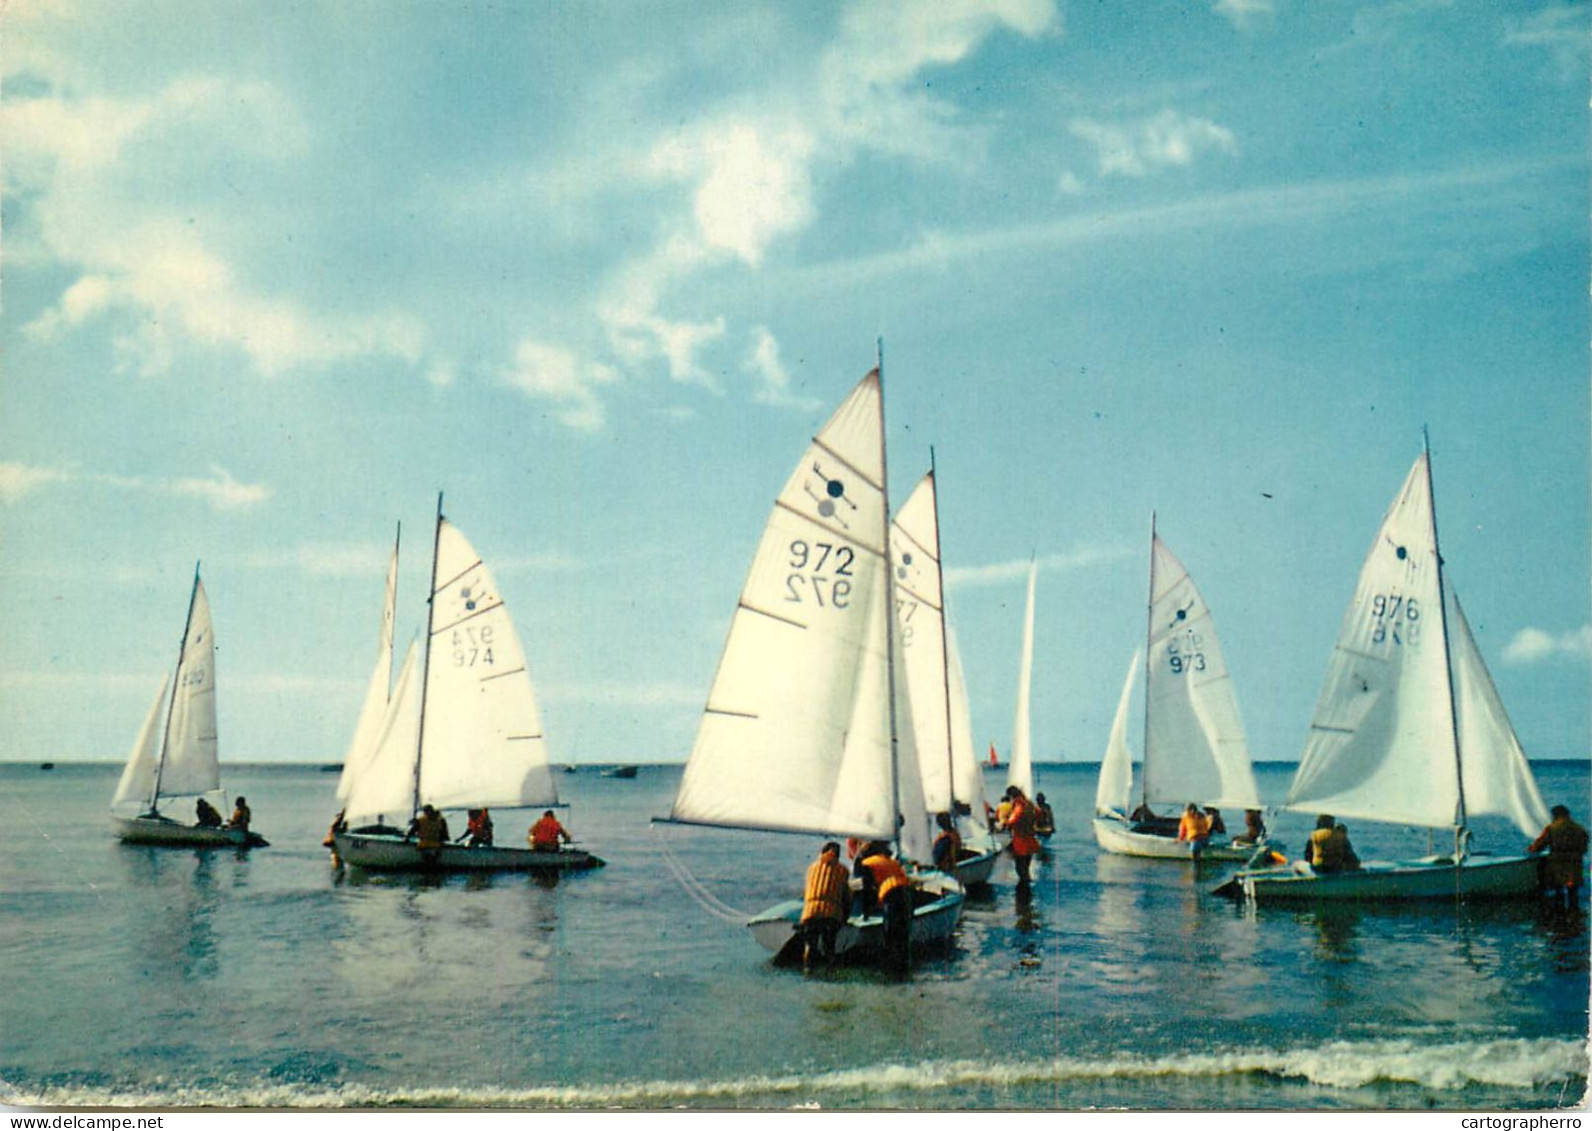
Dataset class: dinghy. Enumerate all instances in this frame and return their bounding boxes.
[333,499,602,872]
[1218,441,1550,902]
[111,564,267,848]
[1092,523,1264,861]
[891,464,999,887]
[662,365,964,964]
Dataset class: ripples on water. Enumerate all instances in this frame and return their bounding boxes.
[0,762,1586,1110]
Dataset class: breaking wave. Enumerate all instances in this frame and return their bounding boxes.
[2,1037,1585,1110]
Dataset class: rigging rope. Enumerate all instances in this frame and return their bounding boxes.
[652,824,754,924]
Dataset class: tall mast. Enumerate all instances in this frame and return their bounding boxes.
[388,520,402,701]
[927,447,958,814]
[149,560,202,813]
[1140,513,1156,812]
[877,340,904,859]
[1424,430,1468,841]
[412,493,445,818]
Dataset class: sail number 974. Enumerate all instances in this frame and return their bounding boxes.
[453,624,495,667]
[785,539,855,608]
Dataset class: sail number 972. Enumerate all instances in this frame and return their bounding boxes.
[785,539,855,608]
[1369,593,1420,646]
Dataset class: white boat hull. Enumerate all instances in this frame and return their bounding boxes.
[113,815,268,848]
[1224,853,1543,902]
[1092,813,1259,862]
[333,831,603,872]
[747,873,966,961]
[953,847,998,887]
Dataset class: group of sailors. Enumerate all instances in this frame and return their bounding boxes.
[319,804,576,866]
[192,796,251,834]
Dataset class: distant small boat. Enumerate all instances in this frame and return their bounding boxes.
[39,762,55,771]
[563,764,580,774]
[319,764,341,773]
[600,765,638,779]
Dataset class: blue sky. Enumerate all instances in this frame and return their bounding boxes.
[2,0,1586,773]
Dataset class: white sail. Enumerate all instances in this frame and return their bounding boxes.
[343,638,423,827]
[1448,591,1551,837]
[891,471,956,814]
[419,520,559,813]
[156,580,221,800]
[1141,536,1259,810]
[1095,651,1139,816]
[945,626,985,811]
[671,371,901,840]
[1286,455,1462,828]
[112,676,169,811]
[1007,560,1036,797]
[338,538,399,805]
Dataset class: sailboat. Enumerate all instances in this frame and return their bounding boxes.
[891,465,999,887]
[332,498,603,871]
[1219,443,1550,901]
[1092,523,1264,860]
[111,564,267,848]
[664,367,964,962]
[1006,560,1038,801]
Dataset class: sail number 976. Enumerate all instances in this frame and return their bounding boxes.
[785,539,855,608]
[1369,593,1420,646]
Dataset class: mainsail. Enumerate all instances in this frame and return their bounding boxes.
[671,371,914,846]
[152,578,221,801]
[338,535,399,805]
[891,471,956,813]
[419,520,558,812]
[1007,561,1037,797]
[1286,455,1459,827]
[1141,535,1258,811]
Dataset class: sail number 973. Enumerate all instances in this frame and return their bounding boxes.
[785,539,855,608]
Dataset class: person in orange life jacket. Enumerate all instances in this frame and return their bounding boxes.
[1001,787,1041,886]
[931,812,962,874]
[459,808,494,848]
[1303,814,1359,873]
[530,810,571,852]
[1530,804,1588,907]
[855,841,911,976]
[407,804,449,864]
[195,798,222,828]
[227,797,252,833]
[798,842,851,971]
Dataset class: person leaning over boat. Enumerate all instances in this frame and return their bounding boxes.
[407,804,449,864]
[798,842,851,971]
[855,841,911,976]
[530,810,572,852]
[459,808,494,848]
[1529,804,1589,907]
[931,812,962,874]
[1002,787,1042,886]
[227,796,252,834]
[195,798,222,828]
[1177,803,1211,856]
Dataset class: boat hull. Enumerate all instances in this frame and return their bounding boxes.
[747,873,966,961]
[113,815,268,848]
[1224,853,1543,902]
[953,847,998,887]
[1092,813,1259,862]
[333,831,603,871]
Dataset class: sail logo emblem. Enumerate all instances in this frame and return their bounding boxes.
[806,462,857,529]
[460,585,478,612]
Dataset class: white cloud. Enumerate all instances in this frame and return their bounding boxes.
[1070,109,1238,179]
[502,339,621,432]
[945,545,1130,589]
[1503,4,1588,81]
[746,327,822,411]
[0,461,272,511]
[1213,0,1277,32]
[1502,625,1592,665]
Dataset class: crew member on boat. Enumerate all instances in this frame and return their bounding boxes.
[798,842,851,971]
[1205,807,1227,836]
[408,804,449,864]
[1303,814,1359,873]
[1530,804,1589,907]
[1001,787,1041,886]
[530,810,572,852]
[227,797,252,834]
[1236,808,1267,846]
[931,812,962,874]
[1177,803,1211,855]
[460,808,494,848]
[855,841,910,976]
[1033,793,1056,838]
[195,798,222,828]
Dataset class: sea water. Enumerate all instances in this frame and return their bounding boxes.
[0,761,1586,1111]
